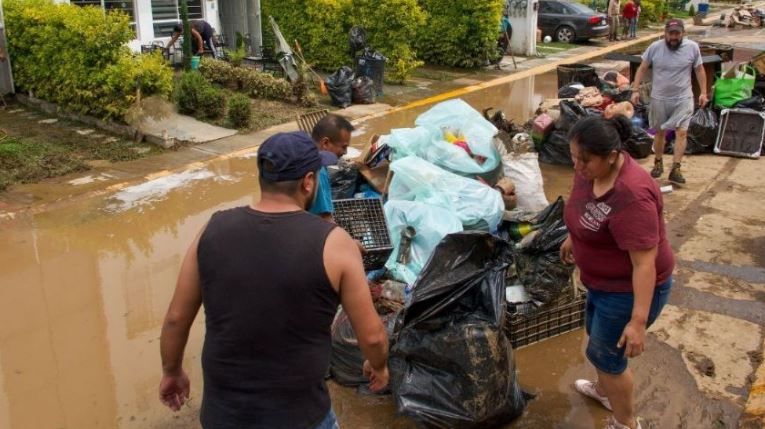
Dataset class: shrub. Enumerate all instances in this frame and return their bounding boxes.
[227,94,252,128]
[174,71,208,114]
[688,4,695,16]
[415,0,505,67]
[197,86,226,119]
[4,0,173,120]
[199,58,294,100]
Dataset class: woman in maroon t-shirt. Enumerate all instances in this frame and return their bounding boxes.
[561,115,674,429]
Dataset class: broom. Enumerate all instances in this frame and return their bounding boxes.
[294,40,328,96]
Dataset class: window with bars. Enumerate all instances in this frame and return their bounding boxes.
[71,0,135,24]
[151,0,203,38]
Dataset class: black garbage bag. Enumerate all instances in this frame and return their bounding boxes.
[602,88,632,103]
[326,66,354,108]
[327,161,360,199]
[733,94,764,111]
[389,232,527,429]
[483,107,521,134]
[624,126,654,159]
[556,100,588,130]
[558,82,584,98]
[539,130,573,165]
[512,197,574,304]
[351,76,376,104]
[686,107,718,154]
[330,309,398,386]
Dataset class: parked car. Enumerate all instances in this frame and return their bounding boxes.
[537,0,609,43]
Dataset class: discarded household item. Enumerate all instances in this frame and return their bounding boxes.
[330,309,399,386]
[500,152,549,213]
[575,86,603,107]
[686,107,719,154]
[699,42,734,62]
[483,107,522,135]
[296,109,329,133]
[269,16,300,82]
[332,198,394,270]
[714,108,765,159]
[506,281,586,349]
[531,113,554,143]
[190,55,201,70]
[351,76,376,104]
[558,82,584,98]
[384,99,501,178]
[389,232,527,429]
[388,156,505,232]
[660,185,673,193]
[356,48,386,96]
[714,64,756,109]
[326,66,355,108]
[384,200,463,285]
[510,197,574,305]
[752,51,765,76]
[604,101,634,119]
[602,70,630,90]
[557,63,599,89]
[539,100,588,166]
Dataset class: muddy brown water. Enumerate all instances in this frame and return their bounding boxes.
[0,71,611,428]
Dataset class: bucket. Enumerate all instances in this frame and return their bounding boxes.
[697,3,709,14]
[190,56,201,70]
[557,63,599,89]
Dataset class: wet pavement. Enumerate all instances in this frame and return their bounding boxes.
[2,22,765,429]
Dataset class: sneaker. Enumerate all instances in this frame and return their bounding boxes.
[574,379,613,411]
[650,158,663,178]
[604,415,643,429]
[668,163,686,184]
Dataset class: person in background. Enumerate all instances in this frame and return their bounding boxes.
[562,115,674,429]
[309,114,354,220]
[622,0,638,39]
[608,0,621,42]
[630,19,707,184]
[633,0,642,32]
[168,20,218,57]
[159,132,389,429]
[499,10,513,55]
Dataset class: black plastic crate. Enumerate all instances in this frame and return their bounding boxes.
[332,198,393,271]
[505,283,586,349]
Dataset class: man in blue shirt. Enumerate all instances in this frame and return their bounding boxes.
[309,114,354,220]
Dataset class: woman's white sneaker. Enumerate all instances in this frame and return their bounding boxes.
[574,379,613,411]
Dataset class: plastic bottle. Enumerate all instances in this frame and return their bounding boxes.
[508,222,539,241]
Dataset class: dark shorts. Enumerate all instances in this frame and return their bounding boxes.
[585,277,672,375]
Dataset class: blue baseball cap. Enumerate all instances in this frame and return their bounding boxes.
[257,131,322,181]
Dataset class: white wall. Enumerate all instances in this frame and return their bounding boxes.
[507,0,539,57]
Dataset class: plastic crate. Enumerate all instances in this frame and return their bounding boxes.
[714,108,765,159]
[506,285,586,349]
[332,198,393,271]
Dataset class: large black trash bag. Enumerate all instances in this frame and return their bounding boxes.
[539,101,588,165]
[686,107,718,154]
[732,94,764,111]
[625,125,654,159]
[558,82,583,98]
[327,161,360,199]
[389,232,527,429]
[326,66,354,108]
[351,76,376,104]
[513,197,574,304]
[330,310,398,386]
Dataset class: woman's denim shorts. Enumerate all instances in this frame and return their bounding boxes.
[585,277,672,375]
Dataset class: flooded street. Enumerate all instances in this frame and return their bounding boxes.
[2,30,764,427]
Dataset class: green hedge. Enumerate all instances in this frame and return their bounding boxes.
[5,0,173,120]
[261,0,425,81]
[416,0,505,68]
[198,58,293,100]
[262,0,503,76]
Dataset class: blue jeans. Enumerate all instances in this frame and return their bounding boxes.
[584,277,672,374]
[628,18,637,38]
[314,409,339,429]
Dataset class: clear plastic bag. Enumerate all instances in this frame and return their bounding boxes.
[384,200,463,285]
[388,156,505,232]
[385,99,500,176]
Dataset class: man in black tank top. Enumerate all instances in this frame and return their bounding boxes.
[159,132,389,429]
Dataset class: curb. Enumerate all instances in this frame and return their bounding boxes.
[740,338,765,428]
